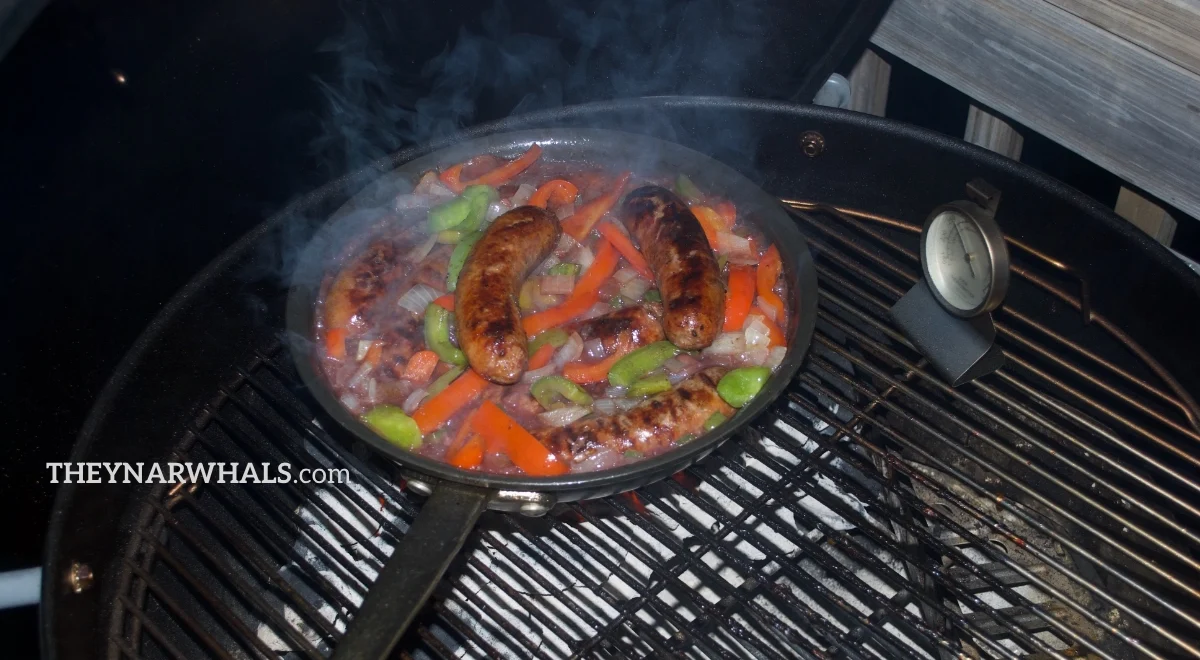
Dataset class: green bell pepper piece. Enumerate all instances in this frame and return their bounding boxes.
[644,289,661,302]
[446,230,483,292]
[531,375,593,410]
[362,405,422,450]
[427,366,464,396]
[528,328,569,355]
[675,173,704,202]
[424,304,467,367]
[428,195,473,232]
[610,295,630,309]
[703,411,728,432]
[458,185,497,233]
[608,341,680,388]
[436,229,465,244]
[717,366,771,408]
[628,373,671,397]
[548,262,580,277]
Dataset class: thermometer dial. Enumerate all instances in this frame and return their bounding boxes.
[920,203,1010,317]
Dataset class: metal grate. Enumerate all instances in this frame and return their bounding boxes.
[109,205,1200,660]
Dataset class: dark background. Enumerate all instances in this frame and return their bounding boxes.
[2,0,1197,656]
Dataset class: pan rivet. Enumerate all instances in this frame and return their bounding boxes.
[519,502,550,517]
[68,562,94,593]
[406,479,434,497]
[799,131,825,157]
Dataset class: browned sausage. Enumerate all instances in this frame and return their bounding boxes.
[537,367,734,463]
[621,186,724,349]
[324,239,404,330]
[456,206,562,384]
[569,306,664,356]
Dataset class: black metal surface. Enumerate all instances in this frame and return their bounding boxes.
[287,127,818,495]
[330,483,488,660]
[43,99,1200,659]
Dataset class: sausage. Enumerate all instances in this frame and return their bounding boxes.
[621,186,724,349]
[323,238,408,330]
[323,235,451,331]
[537,367,734,462]
[570,306,664,356]
[456,206,562,384]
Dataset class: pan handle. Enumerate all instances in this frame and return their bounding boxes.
[331,481,490,659]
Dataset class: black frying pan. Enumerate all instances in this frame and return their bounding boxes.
[286,128,818,658]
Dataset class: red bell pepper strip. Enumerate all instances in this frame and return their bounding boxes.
[527,342,556,370]
[529,179,579,209]
[757,245,786,322]
[722,266,756,332]
[560,172,631,240]
[439,164,465,194]
[562,350,628,384]
[462,144,542,188]
[470,401,567,476]
[596,222,652,280]
[521,239,620,336]
[324,327,347,359]
[411,369,488,434]
[432,293,455,311]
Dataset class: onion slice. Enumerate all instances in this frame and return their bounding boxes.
[403,388,427,414]
[538,405,591,428]
[552,332,585,369]
[397,284,440,316]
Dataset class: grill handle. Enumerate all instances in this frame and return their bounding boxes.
[332,481,490,659]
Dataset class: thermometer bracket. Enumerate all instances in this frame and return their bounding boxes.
[890,279,1005,387]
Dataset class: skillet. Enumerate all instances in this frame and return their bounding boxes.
[286,127,818,658]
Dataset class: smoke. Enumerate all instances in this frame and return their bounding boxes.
[309,0,781,178]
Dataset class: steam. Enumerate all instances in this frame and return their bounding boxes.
[310,0,778,178]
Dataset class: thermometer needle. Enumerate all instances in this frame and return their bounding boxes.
[954,223,979,279]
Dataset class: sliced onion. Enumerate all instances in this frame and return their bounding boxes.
[592,398,622,416]
[511,183,537,207]
[743,347,771,366]
[538,405,591,428]
[579,302,611,321]
[554,233,580,257]
[486,200,511,223]
[575,245,595,271]
[356,340,374,362]
[406,234,438,263]
[397,284,440,316]
[541,273,576,295]
[552,333,585,369]
[555,203,576,220]
[664,353,702,385]
[366,378,378,404]
[755,299,778,322]
[765,346,787,370]
[704,332,746,357]
[715,232,752,259]
[613,267,639,284]
[620,278,650,301]
[575,447,623,472]
[403,388,427,414]
[339,393,360,412]
[583,338,606,360]
[347,362,373,388]
[413,171,456,198]
[521,363,556,383]
[392,194,437,211]
[744,315,771,351]
[603,385,629,399]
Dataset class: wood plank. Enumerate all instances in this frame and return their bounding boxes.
[1115,187,1178,245]
[1040,0,1200,78]
[848,49,892,117]
[871,0,1200,222]
[964,106,1024,159]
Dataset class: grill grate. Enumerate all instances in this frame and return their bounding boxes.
[109,206,1200,660]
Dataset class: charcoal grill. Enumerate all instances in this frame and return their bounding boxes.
[43,99,1200,660]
